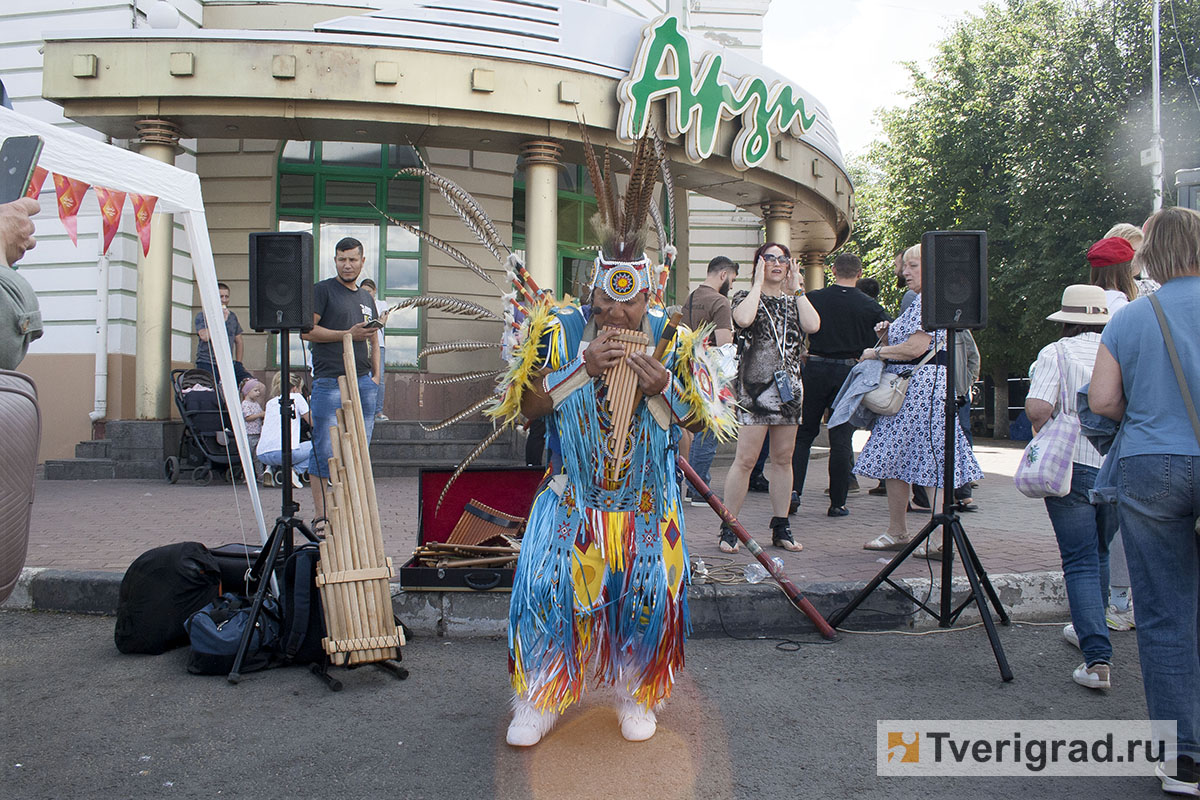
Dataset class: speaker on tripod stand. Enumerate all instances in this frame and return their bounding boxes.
[829,230,1014,681]
[230,231,328,685]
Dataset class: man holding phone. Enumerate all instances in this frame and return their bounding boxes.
[299,236,379,525]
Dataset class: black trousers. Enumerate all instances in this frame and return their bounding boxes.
[792,359,856,508]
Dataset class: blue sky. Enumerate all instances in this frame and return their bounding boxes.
[762,0,988,158]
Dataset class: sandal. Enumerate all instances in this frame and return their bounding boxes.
[958,498,979,512]
[863,532,911,551]
[913,540,943,560]
[769,517,802,552]
[718,524,739,554]
[311,516,328,537]
[907,503,932,514]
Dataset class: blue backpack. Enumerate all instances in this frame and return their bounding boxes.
[184,592,280,675]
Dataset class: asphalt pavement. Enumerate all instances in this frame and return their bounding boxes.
[0,609,1158,800]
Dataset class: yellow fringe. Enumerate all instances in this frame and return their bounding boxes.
[486,300,558,427]
[672,324,738,441]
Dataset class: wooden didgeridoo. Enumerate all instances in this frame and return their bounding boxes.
[677,455,837,641]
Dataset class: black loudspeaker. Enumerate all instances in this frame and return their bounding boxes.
[249,231,314,332]
[921,230,987,330]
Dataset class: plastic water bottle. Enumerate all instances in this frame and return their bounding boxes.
[691,558,709,581]
[743,557,783,584]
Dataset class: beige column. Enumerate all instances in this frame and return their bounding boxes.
[520,139,563,297]
[800,250,827,292]
[132,119,182,420]
[761,200,794,251]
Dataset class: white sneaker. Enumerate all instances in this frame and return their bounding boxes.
[1106,603,1136,631]
[505,696,558,747]
[1156,758,1200,797]
[1072,661,1111,689]
[291,470,303,489]
[616,696,657,742]
[1063,623,1080,649]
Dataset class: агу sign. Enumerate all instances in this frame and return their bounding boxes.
[617,16,817,171]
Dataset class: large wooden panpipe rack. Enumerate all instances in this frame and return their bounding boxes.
[313,336,405,665]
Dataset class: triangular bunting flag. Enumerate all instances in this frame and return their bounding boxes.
[130,194,158,256]
[25,166,48,200]
[94,186,126,256]
[52,173,90,246]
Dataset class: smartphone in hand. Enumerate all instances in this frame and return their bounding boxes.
[364,319,385,330]
[0,135,44,203]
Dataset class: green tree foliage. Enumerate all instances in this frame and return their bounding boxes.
[850,0,1199,379]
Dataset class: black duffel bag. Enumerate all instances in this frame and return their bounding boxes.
[114,542,220,655]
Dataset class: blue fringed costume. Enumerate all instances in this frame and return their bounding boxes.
[490,302,734,712]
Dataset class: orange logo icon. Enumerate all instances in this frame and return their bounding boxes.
[887,732,920,763]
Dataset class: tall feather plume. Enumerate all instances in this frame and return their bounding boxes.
[418,340,503,359]
[435,425,507,512]
[420,395,494,432]
[419,369,502,386]
[577,113,612,229]
[602,148,621,235]
[648,122,676,244]
[375,207,501,291]
[393,294,499,321]
[621,136,660,247]
[396,167,509,263]
[612,152,668,253]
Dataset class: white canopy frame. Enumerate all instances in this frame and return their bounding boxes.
[0,106,270,546]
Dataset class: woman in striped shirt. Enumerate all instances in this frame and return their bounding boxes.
[1025,284,1115,690]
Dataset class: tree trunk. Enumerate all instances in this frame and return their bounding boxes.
[992,366,1009,440]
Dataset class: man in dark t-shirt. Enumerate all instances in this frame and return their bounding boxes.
[680,255,738,501]
[298,236,380,523]
[195,282,252,386]
[792,252,889,516]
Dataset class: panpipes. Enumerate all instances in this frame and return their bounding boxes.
[314,336,405,666]
[446,500,526,547]
[601,327,649,489]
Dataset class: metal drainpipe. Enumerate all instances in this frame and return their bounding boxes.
[89,252,110,425]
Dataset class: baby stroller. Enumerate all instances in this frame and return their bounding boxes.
[165,369,246,485]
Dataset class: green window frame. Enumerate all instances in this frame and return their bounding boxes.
[275,141,424,371]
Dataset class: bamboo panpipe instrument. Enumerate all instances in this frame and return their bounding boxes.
[311,336,404,665]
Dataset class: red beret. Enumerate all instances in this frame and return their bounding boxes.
[1086,237,1135,269]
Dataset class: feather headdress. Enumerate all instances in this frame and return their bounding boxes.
[578,120,664,302]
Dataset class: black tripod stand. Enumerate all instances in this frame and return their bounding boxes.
[827,327,1013,681]
[228,326,326,685]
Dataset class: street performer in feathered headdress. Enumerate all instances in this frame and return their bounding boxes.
[490,132,735,746]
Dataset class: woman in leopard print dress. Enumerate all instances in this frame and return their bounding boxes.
[719,242,820,554]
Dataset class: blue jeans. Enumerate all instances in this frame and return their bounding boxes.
[310,374,377,479]
[258,442,313,474]
[688,429,719,490]
[1044,463,1117,666]
[1117,454,1200,761]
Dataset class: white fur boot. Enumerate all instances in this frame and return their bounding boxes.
[505,694,559,747]
[613,683,657,742]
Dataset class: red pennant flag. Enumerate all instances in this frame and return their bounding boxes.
[94,186,127,256]
[52,173,90,246]
[130,194,158,257]
[25,166,48,200]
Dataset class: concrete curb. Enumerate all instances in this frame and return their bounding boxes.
[2,566,1068,637]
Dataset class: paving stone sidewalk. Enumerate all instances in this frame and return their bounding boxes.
[22,437,1058,586]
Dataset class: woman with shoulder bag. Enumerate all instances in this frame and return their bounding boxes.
[1024,283,1116,690]
[1089,207,1200,796]
[854,244,983,556]
[719,242,820,553]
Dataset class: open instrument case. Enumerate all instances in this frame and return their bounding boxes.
[399,466,545,592]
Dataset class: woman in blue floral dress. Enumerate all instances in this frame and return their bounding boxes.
[854,244,983,555]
